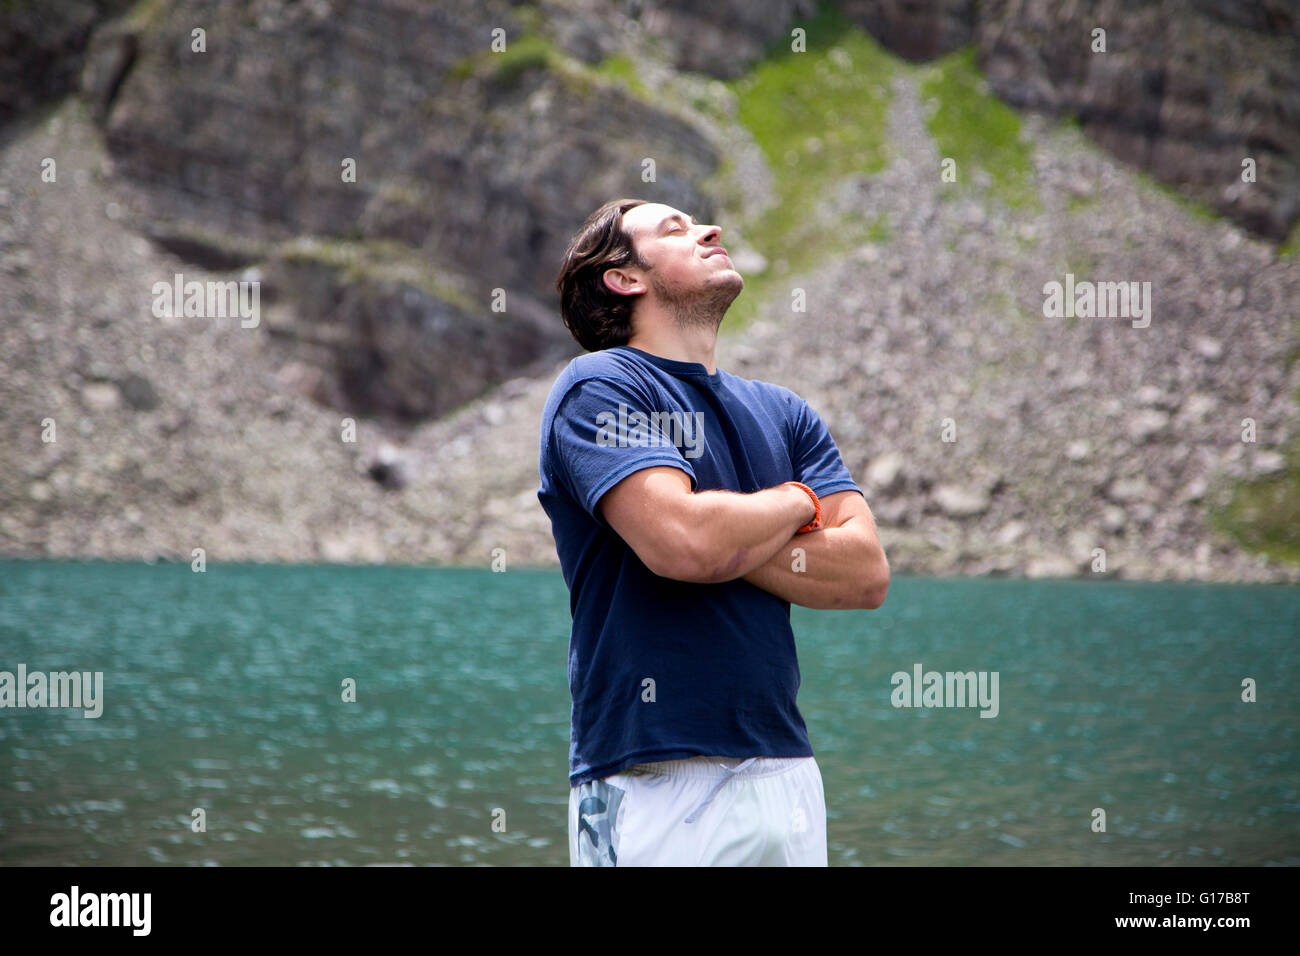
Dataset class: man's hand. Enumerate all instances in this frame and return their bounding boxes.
[741,490,889,609]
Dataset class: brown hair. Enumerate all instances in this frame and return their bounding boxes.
[555,198,649,352]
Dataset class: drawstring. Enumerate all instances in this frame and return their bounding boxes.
[683,757,758,824]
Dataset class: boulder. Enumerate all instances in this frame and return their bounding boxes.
[865,451,906,493]
[933,483,991,518]
[1025,554,1078,579]
[1127,408,1170,442]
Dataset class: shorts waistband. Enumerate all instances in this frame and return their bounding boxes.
[623,755,814,780]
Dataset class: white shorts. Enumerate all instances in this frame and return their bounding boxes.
[569,755,827,867]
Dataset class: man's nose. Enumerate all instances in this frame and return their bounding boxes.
[698,223,721,243]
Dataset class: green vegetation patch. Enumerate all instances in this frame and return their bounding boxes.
[448,33,555,87]
[447,28,660,111]
[1280,221,1300,258]
[1213,318,1300,566]
[919,47,1037,212]
[124,0,170,30]
[276,237,479,314]
[1214,460,1300,566]
[1131,166,1221,226]
[865,214,892,244]
[592,54,650,99]
[722,0,897,325]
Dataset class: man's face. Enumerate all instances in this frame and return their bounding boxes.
[614,203,744,317]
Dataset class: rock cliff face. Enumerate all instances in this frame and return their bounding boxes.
[73,0,725,422]
[607,0,1300,241]
[0,0,134,127]
[835,0,1300,241]
[0,0,1296,579]
[837,0,976,60]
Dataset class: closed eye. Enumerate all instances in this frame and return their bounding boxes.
[661,215,698,235]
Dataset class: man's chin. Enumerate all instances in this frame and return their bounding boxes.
[712,277,743,321]
[722,270,744,303]
[717,269,744,295]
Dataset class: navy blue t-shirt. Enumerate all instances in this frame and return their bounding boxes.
[537,345,862,786]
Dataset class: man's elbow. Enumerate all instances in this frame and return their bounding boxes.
[860,550,890,610]
[637,525,729,583]
[658,541,742,584]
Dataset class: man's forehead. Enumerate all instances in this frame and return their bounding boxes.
[624,203,694,235]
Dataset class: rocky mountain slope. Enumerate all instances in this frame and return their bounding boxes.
[1,0,1297,581]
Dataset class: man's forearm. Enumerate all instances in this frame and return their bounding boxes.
[743,522,889,609]
[679,484,816,583]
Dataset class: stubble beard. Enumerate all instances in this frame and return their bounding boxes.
[648,268,742,334]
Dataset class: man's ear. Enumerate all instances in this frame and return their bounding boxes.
[602,266,645,297]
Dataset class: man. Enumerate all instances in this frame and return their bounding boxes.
[538,197,889,866]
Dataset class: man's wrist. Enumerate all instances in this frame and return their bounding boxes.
[783,481,821,533]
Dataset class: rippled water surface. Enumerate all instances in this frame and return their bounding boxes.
[1,561,1296,865]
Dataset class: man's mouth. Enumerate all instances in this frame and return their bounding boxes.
[703,247,729,260]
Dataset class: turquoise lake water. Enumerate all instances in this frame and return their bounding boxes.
[1,560,1297,866]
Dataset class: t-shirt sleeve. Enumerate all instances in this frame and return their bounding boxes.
[549,376,698,522]
[791,397,862,499]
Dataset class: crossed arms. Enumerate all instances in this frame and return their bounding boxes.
[597,466,890,610]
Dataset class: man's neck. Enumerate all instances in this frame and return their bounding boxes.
[625,326,719,374]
